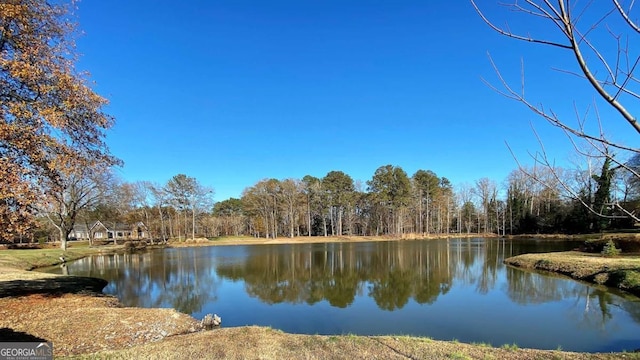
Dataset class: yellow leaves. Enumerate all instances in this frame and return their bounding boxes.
[1,1,119,241]
[13,64,45,84]
[0,3,29,20]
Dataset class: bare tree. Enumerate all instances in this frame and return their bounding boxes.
[279,179,301,238]
[473,178,497,233]
[42,168,114,250]
[472,0,640,221]
[149,183,169,242]
[165,174,214,241]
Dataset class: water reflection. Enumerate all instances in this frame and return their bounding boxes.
[216,241,458,310]
[45,238,640,352]
[66,248,221,314]
[215,239,591,311]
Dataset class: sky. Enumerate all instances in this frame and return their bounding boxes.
[72,1,639,201]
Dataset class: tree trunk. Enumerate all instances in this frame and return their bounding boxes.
[158,205,166,243]
[192,207,196,241]
[425,197,430,235]
[330,208,335,236]
[323,215,327,237]
[60,227,72,251]
[307,195,311,237]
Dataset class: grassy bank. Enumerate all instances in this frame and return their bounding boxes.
[0,243,126,270]
[505,251,640,297]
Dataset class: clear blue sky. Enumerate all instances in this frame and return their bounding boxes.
[73,1,637,201]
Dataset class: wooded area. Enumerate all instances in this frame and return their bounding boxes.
[21,159,640,243]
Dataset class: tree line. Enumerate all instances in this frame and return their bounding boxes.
[213,161,638,239]
[25,156,640,244]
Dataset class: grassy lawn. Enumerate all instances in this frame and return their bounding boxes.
[0,243,122,270]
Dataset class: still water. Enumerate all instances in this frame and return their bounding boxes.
[45,238,640,352]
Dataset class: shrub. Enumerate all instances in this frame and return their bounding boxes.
[601,240,621,257]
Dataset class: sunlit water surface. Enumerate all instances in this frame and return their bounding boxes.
[44,238,640,352]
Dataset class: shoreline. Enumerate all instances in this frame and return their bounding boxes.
[505,251,640,297]
[169,233,500,247]
[1,235,639,358]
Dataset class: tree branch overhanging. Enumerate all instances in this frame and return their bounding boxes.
[472,0,640,134]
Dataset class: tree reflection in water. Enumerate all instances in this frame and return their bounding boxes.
[64,248,220,314]
[215,240,586,312]
[50,238,640,352]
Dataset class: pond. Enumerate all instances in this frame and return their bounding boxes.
[44,238,640,352]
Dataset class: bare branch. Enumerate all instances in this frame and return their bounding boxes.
[560,5,640,133]
[470,0,573,48]
[613,0,640,33]
[486,53,640,154]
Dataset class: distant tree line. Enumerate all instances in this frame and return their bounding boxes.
[213,161,639,238]
[26,156,640,244]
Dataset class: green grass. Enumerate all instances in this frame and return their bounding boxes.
[472,341,493,348]
[449,352,471,360]
[0,245,121,270]
[602,240,622,257]
[608,269,640,294]
[620,350,640,358]
[620,270,640,287]
[500,343,519,351]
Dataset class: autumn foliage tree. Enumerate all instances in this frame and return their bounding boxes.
[0,1,118,242]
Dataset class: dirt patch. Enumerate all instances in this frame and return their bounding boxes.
[0,293,201,357]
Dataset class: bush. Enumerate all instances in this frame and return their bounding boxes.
[601,240,621,257]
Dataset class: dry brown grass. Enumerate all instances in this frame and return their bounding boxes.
[169,233,498,248]
[59,326,635,360]
[0,293,201,357]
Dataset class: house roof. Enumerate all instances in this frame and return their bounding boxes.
[73,221,146,232]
